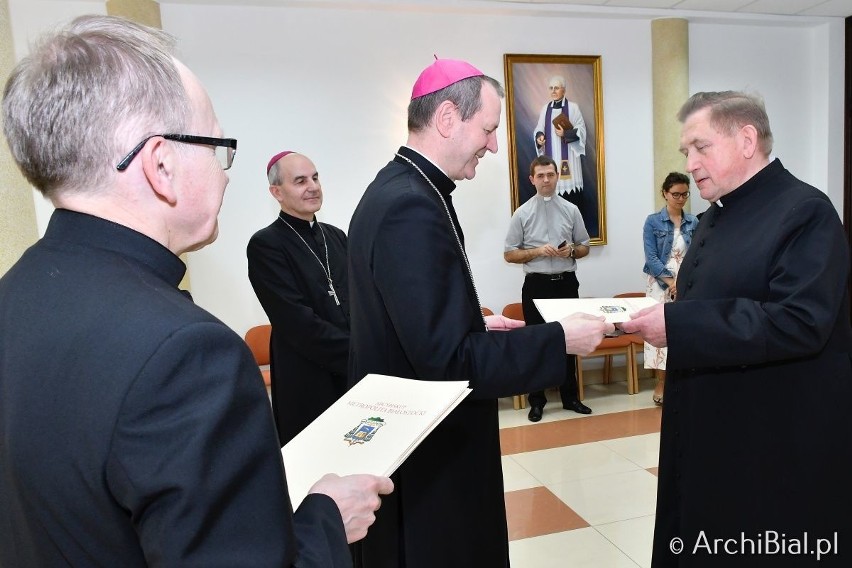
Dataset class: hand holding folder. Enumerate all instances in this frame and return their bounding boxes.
[282,374,471,509]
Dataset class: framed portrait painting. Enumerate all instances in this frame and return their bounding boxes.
[504,54,606,245]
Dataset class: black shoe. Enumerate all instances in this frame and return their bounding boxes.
[563,400,592,415]
[527,405,543,422]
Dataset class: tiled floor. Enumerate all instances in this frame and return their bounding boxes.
[500,376,662,568]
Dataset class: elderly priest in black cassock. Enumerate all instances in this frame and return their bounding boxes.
[622,91,852,568]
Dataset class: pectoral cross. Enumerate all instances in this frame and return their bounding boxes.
[328,279,340,306]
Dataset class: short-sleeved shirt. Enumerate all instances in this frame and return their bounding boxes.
[504,194,590,274]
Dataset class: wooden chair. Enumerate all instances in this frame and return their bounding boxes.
[244,324,272,388]
[500,303,527,410]
[576,333,635,400]
[500,302,524,321]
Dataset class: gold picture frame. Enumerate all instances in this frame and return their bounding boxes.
[504,54,606,245]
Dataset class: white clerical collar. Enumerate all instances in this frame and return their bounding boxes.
[401,145,451,179]
[715,156,775,208]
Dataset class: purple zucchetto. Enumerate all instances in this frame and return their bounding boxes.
[266,151,295,174]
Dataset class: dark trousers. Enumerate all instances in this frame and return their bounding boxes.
[522,271,579,408]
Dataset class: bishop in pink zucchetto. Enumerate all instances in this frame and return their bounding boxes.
[342,44,614,568]
[410,56,484,100]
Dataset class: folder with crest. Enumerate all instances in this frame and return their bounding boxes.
[281,373,471,509]
[534,296,659,324]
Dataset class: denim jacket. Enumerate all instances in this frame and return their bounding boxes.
[642,206,699,288]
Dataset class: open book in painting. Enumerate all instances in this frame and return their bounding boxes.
[533,296,659,325]
[281,373,471,509]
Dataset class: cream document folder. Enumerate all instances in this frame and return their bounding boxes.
[533,296,659,324]
[281,373,471,509]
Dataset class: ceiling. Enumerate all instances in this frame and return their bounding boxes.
[487,0,852,18]
[156,0,852,19]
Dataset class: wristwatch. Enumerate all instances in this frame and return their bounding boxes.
[569,244,576,259]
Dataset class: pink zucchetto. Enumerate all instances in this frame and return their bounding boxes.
[266,151,295,174]
[410,57,484,100]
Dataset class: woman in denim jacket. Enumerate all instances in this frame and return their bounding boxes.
[641,172,699,404]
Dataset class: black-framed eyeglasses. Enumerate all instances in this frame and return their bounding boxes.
[116,134,237,171]
[669,191,690,199]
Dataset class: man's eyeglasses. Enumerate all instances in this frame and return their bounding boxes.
[116,134,237,171]
[668,191,690,199]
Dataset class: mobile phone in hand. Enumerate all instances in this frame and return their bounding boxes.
[557,240,568,249]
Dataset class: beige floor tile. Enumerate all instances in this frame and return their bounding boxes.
[509,527,640,568]
[548,469,659,526]
[596,515,656,568]
[501,455,541,492]
[511,442,641,486]
[500,380,663,567]
[601,432,661,469]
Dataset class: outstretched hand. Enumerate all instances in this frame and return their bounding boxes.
[619,303,667,348]
[558,313,615,355]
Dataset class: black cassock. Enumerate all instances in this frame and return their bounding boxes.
[248,212,349,446]
[654,159,852,567]
[347,147,567,568]
[0,210,350,567]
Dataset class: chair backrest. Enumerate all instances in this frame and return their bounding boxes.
[244,324,271,366]
[614,291,645,298]
[481,307,494,316]
[501,302,524,320]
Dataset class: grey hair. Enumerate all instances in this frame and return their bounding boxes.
[2,15,192,197]
[548,75,566,89]
[407,75,504,133]
[677,91,774,156]
[268,162,282,186]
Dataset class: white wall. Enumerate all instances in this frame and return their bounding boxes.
[8,1,845,338]
[687,19,846,211]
